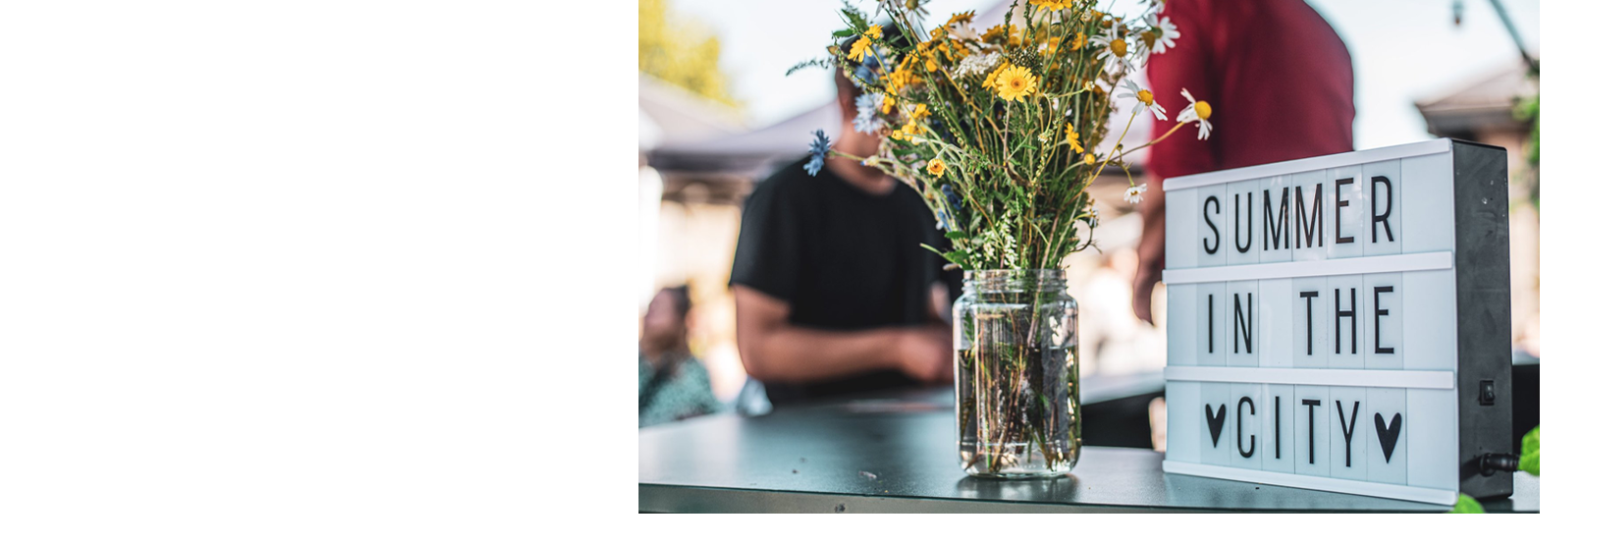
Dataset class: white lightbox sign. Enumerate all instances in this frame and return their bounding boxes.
[1160,139,1513,505]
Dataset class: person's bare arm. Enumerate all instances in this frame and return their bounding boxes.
[1132,176,1167,325]
[734,286,952,384]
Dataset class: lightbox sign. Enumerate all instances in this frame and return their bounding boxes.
[1160,139,1512,505]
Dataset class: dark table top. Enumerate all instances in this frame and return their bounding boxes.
[638,386,1538,513]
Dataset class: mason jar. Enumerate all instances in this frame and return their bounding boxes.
[953,269,1081,478]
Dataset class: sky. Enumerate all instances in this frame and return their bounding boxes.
[670,0,1539,150]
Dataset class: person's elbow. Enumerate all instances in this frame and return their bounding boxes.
[735,331,777,382]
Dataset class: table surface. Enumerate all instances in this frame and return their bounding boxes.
[639,387,1538,513]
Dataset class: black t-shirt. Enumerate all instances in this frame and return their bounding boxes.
[730,159,950,406]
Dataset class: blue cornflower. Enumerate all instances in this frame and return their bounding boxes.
[938,185,964,231]
[804,129,831,176]
[942,184,965,215]
[853,93,885,134]
[853,48,883,86]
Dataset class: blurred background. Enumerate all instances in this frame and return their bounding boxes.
[637,0,1540,409]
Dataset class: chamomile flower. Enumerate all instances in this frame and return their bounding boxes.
[1089,26,1130,71]
[1124,183,1148,204]
[853,93,886,133]
[1118,79,1167,121]
[1084,204,1100,227]
[1176,87,1214,140]
[948,20,981,42]
[1124,36,1152,69]
[873,0,930,34]
[1144,13,1180,54]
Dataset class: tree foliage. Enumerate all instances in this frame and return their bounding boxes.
[639,0,742,110]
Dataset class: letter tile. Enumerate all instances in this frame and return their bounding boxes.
[1366,387,1407,485]
[1294,385,1331,477]
[1330,387,1368,480]
[1226,281,1259,367]
[1363,160,1403,256]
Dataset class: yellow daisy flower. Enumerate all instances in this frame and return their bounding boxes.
[982,62,1010,90]
[866,24,883,40]
[927,158,948,177]
[908,103,931,121]
[982,24,1014,46]
[1084,153,1096,165]
[848,36,873,62]
[1030,0,1070,11]
[994,65,1037,101]
[948,10,976,26]
[1065,123,1084,154]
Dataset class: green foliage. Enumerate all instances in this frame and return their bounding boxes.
[1515,93,1539,211]
[1520,426,1540,476]
[639,0,742,110]
[1515,94,1539,167]
[1449,493,1485,513]
[839,1,870,34]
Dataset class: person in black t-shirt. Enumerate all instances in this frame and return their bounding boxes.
[729,45,955,407]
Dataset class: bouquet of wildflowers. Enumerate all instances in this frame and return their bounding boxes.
[798,0,1214,271]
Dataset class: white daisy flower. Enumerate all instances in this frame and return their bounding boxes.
[1124,183,1148,204]
[1089,26,1129,70]
[1145,13,1180,54]
[1118,80,1168,121]
[1124,36,1152,69]
[1085,204,1100,227]
[1176,87,1214,140]
[948,22,981,43]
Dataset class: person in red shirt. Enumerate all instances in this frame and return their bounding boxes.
[1132,0,1356,323]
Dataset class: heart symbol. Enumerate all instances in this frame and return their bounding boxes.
[1374,412,1402,463]
[1205,403,1227,447]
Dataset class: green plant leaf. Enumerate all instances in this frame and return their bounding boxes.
[1520,426,1540,476]
[833,28,855,38]
[1449,493,1485,514]
[839,2,868,33]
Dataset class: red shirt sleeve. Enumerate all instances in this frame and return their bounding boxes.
[1145,0,1219,181]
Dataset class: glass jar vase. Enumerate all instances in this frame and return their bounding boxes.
[953,269,1081,478]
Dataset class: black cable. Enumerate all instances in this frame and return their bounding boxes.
[1479,453,1520,475]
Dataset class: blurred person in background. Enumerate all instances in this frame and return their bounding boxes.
[1130,0,1355,452]
[1132,0,1356,324]
[730,25,955,408]
[640,285,722,427]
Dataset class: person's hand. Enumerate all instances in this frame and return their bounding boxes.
[897,325,955,384]
[1132,255,1162,325]
[1132,179,1167,325]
